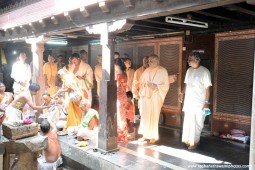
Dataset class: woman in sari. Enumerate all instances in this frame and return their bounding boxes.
[115,58,128,143]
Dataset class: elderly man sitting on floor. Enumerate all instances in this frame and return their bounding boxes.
[71,99,99,141]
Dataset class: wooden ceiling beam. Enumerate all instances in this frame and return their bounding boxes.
[247,0,255,5]
[0,30,5,37]
[80,6,90,17]
[194,11,239,22]
[51,16,59,25]
[224,4,255,16]
[0,0,247,42]
[123,0,134,8]
[39,19,46,28]
[19,25,28,34]
[28,23,36,32]
[6,29,12,36]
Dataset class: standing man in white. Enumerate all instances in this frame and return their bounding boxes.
[11,52,31,98]
[178,52,212,150]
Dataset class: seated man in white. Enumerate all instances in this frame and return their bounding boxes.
[73,99,99,141]
[40,93,60,123]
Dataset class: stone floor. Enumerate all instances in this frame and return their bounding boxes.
[59,125,249,170]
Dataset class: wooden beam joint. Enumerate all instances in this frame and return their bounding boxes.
[99,1,110,13]
[123,0,134,7]
[64,12,73,21]
[51,16,59,25]
[39,19,46,28]
[80,6,90,17]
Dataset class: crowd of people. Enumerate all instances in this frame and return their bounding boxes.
[0,50,211,169]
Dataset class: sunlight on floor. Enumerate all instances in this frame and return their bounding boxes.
[152,145,231,164]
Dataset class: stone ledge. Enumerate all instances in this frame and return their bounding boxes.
[58,135,123,170]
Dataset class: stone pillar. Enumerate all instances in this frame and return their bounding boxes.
[26,36,48,105]
[97,23,118,153]
[3,135,47,170]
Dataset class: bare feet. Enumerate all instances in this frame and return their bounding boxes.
[188,142,200,150]
[149,139,156,144]
[183,141,190,147]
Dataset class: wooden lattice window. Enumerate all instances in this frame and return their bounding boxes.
[160,43,180,107]
[215,38,255,116]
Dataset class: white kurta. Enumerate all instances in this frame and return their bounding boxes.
[138,66,169,140]
[11,61,31,97]
[70,61,93,103]
[182,66,212,146]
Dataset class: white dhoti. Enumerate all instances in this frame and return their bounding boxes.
[182,108,206,146]
[37,156,63,170]
[5,105,23,125]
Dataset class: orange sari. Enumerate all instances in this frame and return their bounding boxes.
[116,74,128,143]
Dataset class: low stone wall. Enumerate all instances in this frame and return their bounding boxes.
[58,135,123,170]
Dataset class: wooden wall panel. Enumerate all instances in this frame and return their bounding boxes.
[115,46,135,70]
[137,45,155,69]
[160,44,179,107]
[90,45,102,69]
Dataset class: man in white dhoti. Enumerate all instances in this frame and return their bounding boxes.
[138,54,169,144]
[11,52,31,98]
[178,52,212,150]
[70,53,93,103]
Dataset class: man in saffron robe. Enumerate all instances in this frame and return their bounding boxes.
[43,54,58,96]
[138,54,169,144]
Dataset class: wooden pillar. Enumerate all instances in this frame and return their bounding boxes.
[97,23,118,153]
[86,20,129,153]
[249,50,255,170]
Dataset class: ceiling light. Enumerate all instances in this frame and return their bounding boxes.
[46,41,68,45]
[165,16,208,28]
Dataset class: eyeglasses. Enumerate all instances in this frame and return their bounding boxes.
[187,59,196,62]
